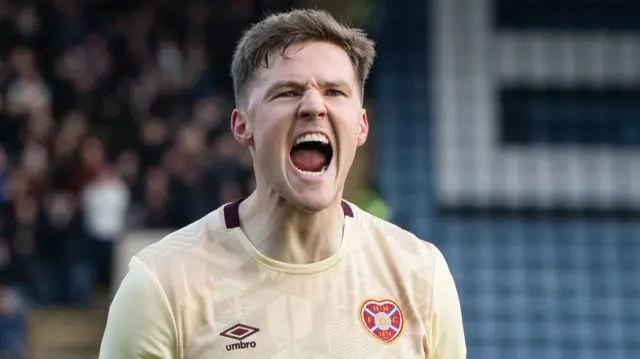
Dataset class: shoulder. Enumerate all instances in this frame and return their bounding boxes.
[135,205,229,269]
[130,205,241,303]
[350,202,440,261]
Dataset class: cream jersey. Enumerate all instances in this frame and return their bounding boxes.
[99,200,466,359]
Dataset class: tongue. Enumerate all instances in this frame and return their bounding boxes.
[291,149,327,172]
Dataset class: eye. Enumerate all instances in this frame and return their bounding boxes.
[326,89,345,97]
[276,91,297,98]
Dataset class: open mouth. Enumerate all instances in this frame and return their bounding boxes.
[289,133,333,175]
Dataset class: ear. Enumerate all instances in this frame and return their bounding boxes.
[356,109,369,147]
[231,109,254,147]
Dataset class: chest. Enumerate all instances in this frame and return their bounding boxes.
[181,269,428,359]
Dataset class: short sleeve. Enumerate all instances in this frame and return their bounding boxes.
[427,246,466,359]
[99,257,179,359]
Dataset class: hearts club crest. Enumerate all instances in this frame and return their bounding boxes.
[359,299,404,344]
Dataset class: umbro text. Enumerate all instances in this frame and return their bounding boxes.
[226,341,257,351]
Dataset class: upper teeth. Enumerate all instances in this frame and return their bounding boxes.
[295,133,329,145]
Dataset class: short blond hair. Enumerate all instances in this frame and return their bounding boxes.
[231,9,376,106]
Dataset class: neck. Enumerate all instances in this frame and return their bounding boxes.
[238,190,345,265]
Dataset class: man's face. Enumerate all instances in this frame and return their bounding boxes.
[232,41,369,212]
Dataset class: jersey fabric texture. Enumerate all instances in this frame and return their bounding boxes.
[99,200,466,359]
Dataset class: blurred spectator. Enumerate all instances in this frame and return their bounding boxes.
[35,190,90,306]
[0,146,6,206]
[0,286,27,359]
[82,164,129,288]
[6,47,50,117]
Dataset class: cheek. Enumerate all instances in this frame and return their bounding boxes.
[336,124,361,161]
[253,104,291,135]
[346,115,365,145]
[252,116,287,157]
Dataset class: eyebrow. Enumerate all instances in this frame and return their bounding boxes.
[321,81,351,92]
[264,80,305,99]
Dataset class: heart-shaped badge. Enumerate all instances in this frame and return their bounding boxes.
[358,299,404,344]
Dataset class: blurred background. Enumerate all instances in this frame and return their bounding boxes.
[0,0,637,358]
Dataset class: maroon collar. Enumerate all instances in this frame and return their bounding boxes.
[224,199,353,229]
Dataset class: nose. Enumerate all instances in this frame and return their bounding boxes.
[297,90,327,120]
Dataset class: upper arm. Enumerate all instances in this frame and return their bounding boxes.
[427,245,466,359]
[99,257,179,359]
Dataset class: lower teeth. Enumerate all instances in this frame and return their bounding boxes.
[299,165,328,175]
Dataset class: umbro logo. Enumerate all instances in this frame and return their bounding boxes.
[220,324,260,351]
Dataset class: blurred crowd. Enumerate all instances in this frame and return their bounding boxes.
[0,1,301,335]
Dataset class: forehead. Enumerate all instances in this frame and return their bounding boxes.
[256,41,357,89]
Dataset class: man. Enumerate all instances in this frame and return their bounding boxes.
[99,9,466,359]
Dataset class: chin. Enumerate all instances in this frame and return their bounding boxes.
[283,164,342,212]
